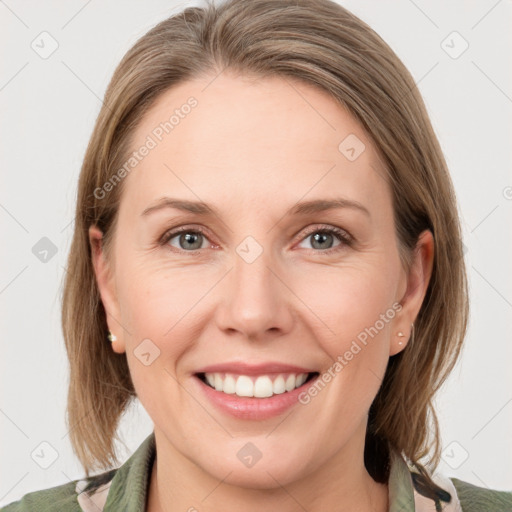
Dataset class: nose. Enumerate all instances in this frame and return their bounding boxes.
[215,246,295,341]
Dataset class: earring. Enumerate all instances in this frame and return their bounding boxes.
[397,331,405,345]
[107,331,117,343]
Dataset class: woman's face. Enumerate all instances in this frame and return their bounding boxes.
[91,73,432,487]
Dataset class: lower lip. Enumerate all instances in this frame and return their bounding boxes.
[193,374,319,421]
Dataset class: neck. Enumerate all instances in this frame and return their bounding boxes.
[146,428,388,512]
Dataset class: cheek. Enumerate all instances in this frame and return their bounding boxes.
[116,261,204,336]
[117,268,196,414]
[114,262,219,393]
[291,262,397,351]
[299,270,394,424]
[291,262,396,413]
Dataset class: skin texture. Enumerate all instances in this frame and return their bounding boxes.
[90,73,434,512]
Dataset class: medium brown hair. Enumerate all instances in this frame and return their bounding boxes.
[61,0,469,493]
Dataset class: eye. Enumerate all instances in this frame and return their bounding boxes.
[161,226,211,252]
[296,225,352,253]
[159,224,352,254]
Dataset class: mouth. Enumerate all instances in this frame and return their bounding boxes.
[195,371,320,398]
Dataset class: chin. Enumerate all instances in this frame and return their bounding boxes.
[195,448,310,490]
[215,462,304,490]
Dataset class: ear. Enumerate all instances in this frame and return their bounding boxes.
[89,225,126,354]
[390,229,434,356]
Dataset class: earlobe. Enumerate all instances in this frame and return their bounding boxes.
[107,330,125,354]
[390,323,414,356]
[88,225,126,354]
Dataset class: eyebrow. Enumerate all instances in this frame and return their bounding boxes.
[141,196,370,218]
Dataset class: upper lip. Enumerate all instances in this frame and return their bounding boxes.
[194,361,317,375]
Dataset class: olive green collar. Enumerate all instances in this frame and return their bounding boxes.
[79,431,454,511]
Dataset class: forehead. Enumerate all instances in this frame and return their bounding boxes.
[121,72,390,215]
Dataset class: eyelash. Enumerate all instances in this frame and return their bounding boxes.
[159,224,353,255]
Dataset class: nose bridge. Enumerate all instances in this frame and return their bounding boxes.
[218,235,293,338]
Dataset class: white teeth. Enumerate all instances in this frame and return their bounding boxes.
[285,374,296,391]
[202,372,311,398]
[235,375,253,397]
[296,373,308,387]
[273,375,286,394]
[254,376,273,398]
[223,374,236,394]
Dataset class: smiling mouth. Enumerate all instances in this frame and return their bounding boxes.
[195,371,320,398]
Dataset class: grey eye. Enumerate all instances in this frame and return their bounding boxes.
[168,231,207,250]
[298,230,342,250]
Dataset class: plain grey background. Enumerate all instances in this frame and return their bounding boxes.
[1,0,511,506]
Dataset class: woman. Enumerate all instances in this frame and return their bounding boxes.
[2,0,511,510]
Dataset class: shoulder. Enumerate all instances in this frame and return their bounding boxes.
[0,469,117,512]
[450,477,512,512]
[0,480,80,512]
[1,432,156,512]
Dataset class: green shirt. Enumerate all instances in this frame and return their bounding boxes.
[2,432,511,511]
